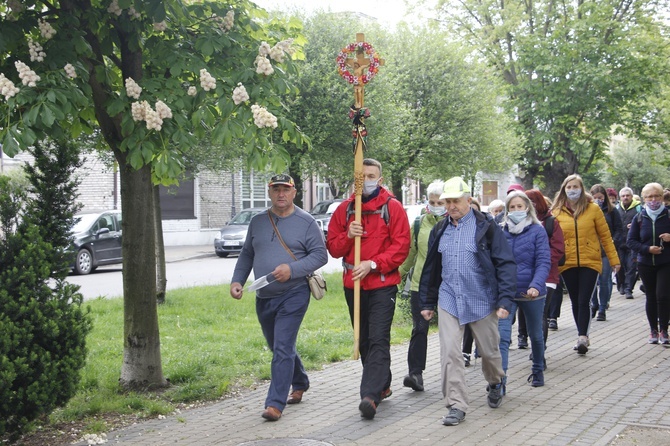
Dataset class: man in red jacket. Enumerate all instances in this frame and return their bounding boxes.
[327,158,411,420]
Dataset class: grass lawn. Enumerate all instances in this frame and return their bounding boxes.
[45,272,417,436]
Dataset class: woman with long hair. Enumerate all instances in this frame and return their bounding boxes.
[589,184,624,321]
[551,175,620,354]
[627,183,670,344]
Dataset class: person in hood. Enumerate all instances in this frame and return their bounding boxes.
[327,158,411,420]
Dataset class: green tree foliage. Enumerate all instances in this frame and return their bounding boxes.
[441,0,670,194]
[0,140,91,438]
[0,0,307,388]
[601,137,670,193]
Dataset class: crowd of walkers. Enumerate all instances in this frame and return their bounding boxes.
[233,166,670,425]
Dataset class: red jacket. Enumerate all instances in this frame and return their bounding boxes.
[327,188,410,290]
[539,211,565,285]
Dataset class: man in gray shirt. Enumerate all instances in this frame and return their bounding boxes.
[230,174,328,422]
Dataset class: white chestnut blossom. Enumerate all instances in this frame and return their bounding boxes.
[153,21,167,32]
[251,104,278,129]
[232,83,249,105]
[213,10,234,32]
[38,18,57,40]
[28,38,46,63]
[155,100,172,119]
[269,39,294,63]
[64,63,77,79]
[199,69,216,91]
[258,42,271,57]
[187,86,197,96]
[131,101,149,122]
[125,78,142,99]
[128,7,141,20]
[144,107,163,131]
[107,0,122,16]
[254,55,274,76]
[0,74,21,100]
[15,61,40,87]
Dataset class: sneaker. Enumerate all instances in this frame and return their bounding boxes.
[381,387,393,399]
[596,312,606,321]
[359,397,377,420]
[518,335,528,349]
[403,373,424,391]
[442,407,466,426]
[487,382,504,408]
[649,329,659,344]
[625,292,634,299]
[577,336,589,355]
[463,353,471,367]
[548,319,558,330]
[660,330,669,345]
[527,371,544,387]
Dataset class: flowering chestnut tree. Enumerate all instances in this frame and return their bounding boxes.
[0,0,307,388]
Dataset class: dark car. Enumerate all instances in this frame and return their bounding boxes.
[214,208,265,257]
[310,199,344,240]
[70,210,123,275]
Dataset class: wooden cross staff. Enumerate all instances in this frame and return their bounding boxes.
[338,33,384,359]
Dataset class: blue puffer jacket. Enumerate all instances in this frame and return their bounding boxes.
[503,222,551,299]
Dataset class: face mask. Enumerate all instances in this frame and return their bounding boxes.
[363,180,379,196]
[647,200,663,211]
[508,210,528,224]
[594,199,604,207]
[428,205,447,216]
[566,189,582,201]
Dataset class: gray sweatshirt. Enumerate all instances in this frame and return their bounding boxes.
[231,206,328,298]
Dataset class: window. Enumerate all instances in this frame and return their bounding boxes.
[241,171,272,209]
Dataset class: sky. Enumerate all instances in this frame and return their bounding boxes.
[253,0,438,27]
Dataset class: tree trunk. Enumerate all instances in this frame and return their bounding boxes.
[154,185,167,305]
[118,163,167,389]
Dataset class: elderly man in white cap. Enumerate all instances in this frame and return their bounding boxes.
[419,177,517,426]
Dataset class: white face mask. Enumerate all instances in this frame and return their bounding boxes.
[566,189,582,201]
[428,205,447,216]
[363,180,379,196]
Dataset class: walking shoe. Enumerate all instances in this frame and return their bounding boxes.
[596,312,606,321]
[261,406,282,421]
[487,382,504,408]
[287,388,306,404]
[403,373,424,391]
[576,336,589,355]
[649,329,659,344]
[463,353,471,367]
[359,397,377,420]
[527,371,544,387]
[442,407,466,426]
[625,292,634,299]
[518,335,528,349]
[660,330,669,345]
[548,319,558,330]
[381,387,393,400]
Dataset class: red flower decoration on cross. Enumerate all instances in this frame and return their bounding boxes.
[336,41,381,85]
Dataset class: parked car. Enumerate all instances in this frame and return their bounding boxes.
[70,210,123,275]
[214,208,265,257]
[310,199,344,240]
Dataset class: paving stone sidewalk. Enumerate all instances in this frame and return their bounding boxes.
[80,288,670,446]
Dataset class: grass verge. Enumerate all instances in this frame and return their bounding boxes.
[35,273,416,439]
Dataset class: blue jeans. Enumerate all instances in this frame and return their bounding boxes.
[591,256,612,313]
[256,284,310,411]
[499,297,546,376]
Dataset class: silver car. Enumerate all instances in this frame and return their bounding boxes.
[213,208,265,257]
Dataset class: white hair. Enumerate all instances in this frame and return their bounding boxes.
[619,186,634,196]
[488,199,505,211]
[426,180,445,198]
[504,191,540,224]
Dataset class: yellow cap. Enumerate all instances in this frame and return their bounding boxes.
[440,177,471,199]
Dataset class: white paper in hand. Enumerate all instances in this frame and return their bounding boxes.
[247,274,276,292]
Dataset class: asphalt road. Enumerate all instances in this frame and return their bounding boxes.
[66,252,344,300]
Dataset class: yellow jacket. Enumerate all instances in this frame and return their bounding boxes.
[553,202,620,274]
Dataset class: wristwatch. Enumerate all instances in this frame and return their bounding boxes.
[370,260,377,271]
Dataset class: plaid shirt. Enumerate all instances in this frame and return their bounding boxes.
[438,210,496,324]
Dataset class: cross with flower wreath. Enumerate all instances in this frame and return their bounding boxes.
[336,33,383,359]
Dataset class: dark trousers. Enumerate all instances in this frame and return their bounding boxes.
[638,263,670,332]
[407,290,430,375]
[561,267,599,336]
[462,324,474,354]
[345,285,396,404]
[256,284,311,411]
[616,247,637,294]
[548,280,564,319]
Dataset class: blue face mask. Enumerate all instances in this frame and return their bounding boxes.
[508,210,528,224]
[594,199,604,207]
[363,180,379,196]
[566,189,582,201]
